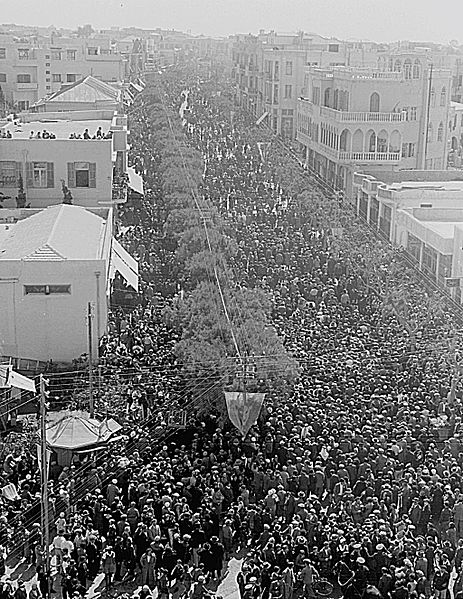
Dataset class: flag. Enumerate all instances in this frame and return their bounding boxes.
[225,392,265,437]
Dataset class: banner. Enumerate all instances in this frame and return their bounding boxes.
[225,392,265,437]
[0,365,36,393]
[36,444,52,475]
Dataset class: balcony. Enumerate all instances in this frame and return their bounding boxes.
[320,105,406,123]
[339,151,401,162]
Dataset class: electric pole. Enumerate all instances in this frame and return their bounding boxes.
[87,302,94,418]
[39,375,51,599]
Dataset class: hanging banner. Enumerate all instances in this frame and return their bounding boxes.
[225,392,265,437]
[0,365,36,393]
[36,444,52,475]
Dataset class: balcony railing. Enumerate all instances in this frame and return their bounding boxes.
[339,151,401,162]
[320,105,406,123]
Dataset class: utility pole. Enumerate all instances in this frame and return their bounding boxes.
[87,302,94,418]
[39,375,51,599]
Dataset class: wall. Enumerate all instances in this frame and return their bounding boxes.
[0,138,113,207]
[0,258,106,362]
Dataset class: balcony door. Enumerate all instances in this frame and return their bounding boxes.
[369,92,380,113]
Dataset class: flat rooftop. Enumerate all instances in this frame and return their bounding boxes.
[420,221,463,238]
[0,119,111,140]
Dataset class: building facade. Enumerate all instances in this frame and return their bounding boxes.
[0,33,126,111]
[296,55,452,190]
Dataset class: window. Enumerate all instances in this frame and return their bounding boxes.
[66,74,77,83]
[369,92,380,112]
[18,49,30,60]
[408,143,416,157]
[0,48,5,59]
[393,59,402,72]
[24,285,71,295]
[284,84,292,99]
[312,86,320,105]
[328,44,339,52]
[285,61,293,76]
[87,47,98,56]
[430,87,435,107]
[45,54,50,59]
[67,50,76,60]
[410,107,417,120]
[0,74,6,83]
[427,123,433,142]
[273,84,279,104]
[68,162,96,188]
[51,50,62,60]
[0,161,21,187]
[441,86,447,106]
[52,74,62,83]
[46,70,50,75]
[437,122,444,141]
[402,143,407,158]
[404,59,412,80]
[26,162,54,188]
[413,59,421,79]
[17,100,29,111]
[274,61,279,80]
[17,74,31,83]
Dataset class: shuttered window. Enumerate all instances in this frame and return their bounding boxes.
[68,162,96,188]
[25,162,54,187]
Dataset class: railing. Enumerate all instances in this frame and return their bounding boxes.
[339,151,401,162]
[320,105,406,122]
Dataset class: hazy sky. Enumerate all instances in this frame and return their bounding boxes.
[1,0,463,44]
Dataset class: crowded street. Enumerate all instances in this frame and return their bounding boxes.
[2,65,463,599]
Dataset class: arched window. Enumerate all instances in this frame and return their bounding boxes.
[388,57,393,72]
[393,59,402,72]
[441,86,447,106]
[370,92,380,112]
[324,87,331,107]
[427,123,433,142]
[437,122,444,141]
[413,59,421,79]
[334,89,339,110]
[369,132,377,152]
[404,59,412,80]
[430,87,435,107]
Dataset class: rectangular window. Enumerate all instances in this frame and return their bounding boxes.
[0,74,6,82]
[45,70,50,75]
[26,162,54,188]
[312,86,320,105]
[408,143,416,157]
[24,285,71,295]
[402,143,407,158]
[286,61,293,76]
[0,48,5,59]
[17,74,31,83]
[273,84,279,104]
[284,84,292,99]
[66,74,77,83]
[68,162,96,188]
[18,49,30,60]
[52,74,62,83]
[0,161,21,187]
[410,107,417,120]
[51,50,62,60]
[87,47,98,56]
[66,50,76,60]
[328,44,339,52]
[17,100,29,111]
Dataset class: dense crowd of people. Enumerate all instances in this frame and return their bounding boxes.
[2,70,463,599]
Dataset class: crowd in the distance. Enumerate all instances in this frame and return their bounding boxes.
[1,70,463,599]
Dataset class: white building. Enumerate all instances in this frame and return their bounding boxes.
[0,204,138,363]
[297,55,452,191]
[0,109,129,208]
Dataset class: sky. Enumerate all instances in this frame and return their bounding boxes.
[1,0,463,44]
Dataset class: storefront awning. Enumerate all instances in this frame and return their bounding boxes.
[127,167,144,196]
[110,239,139,292]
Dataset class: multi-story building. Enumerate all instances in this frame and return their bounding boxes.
[232,32,387,140]
[296,54,452,190]
[0,33,126,111]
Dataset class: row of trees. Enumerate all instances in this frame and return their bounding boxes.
[133,79,298,383]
